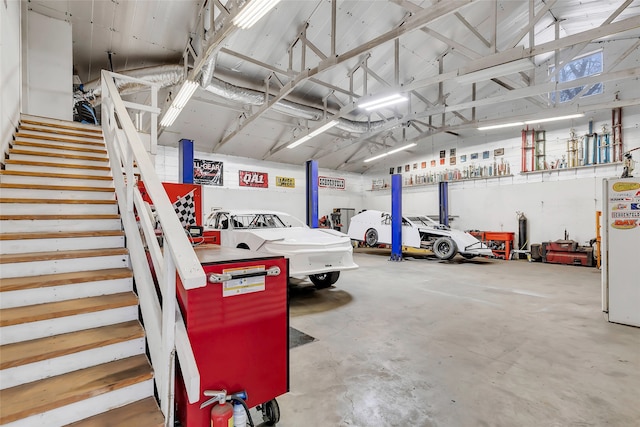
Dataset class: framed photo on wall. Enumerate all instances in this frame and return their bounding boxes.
[421,161,427,169]
[450,148,456,156]
[450,157,456,165]
[494,148,504,156]
[439,150,446,159]
[439,158,445,165]
[390,167,394,174]
[405,164,410,172]
[483,150,490,159]
[430,160,436,167]
[471,153,478,160]
[460,155,467,163]
[397,166,402,173]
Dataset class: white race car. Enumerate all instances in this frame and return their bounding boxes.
[347,210,493,260]
[204,210,358,288]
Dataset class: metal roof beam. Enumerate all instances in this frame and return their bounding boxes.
[319,64,639,167]
[507,0,557,49]
[214,0,475,150]
[454,11,491,48]
[547,0,634,82]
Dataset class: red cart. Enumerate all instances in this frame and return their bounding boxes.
[175,245,289,426]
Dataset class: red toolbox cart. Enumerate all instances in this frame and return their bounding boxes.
[175,245,289,426]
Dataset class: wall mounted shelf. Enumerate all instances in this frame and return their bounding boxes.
[369,174,514,191]
[520,161,622,175]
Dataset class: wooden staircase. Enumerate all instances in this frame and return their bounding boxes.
[0,115,164,426]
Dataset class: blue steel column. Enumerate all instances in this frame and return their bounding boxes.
[390,174,402,261]
[305,160,319,228]
[439,181,449,226]
[178,138,194,184]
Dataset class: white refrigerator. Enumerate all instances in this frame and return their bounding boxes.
[602,177,640,327]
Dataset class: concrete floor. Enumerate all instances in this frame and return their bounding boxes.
[250,251,640,427]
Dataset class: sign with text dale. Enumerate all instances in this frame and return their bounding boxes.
[239,170,268,188]
[318,176,345,190]
[276,176,295,188]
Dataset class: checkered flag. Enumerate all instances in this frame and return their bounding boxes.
[173,190,196,228]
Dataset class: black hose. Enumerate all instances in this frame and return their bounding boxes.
[230,396,254,427]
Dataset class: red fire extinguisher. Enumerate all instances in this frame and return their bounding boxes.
[200,390,233,427]
[200,389,252,427]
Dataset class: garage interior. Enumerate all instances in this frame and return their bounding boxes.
[1,1,639,426]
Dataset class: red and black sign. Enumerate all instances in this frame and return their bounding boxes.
[239,170,268,188]
[318,176,345,190]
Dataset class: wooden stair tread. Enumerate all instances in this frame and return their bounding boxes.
[0,198,117,205]
[9,149,108,162]
[0,230,124,240]
[19,124,104,140]
[0,183,114,192]
[13,140,107,154]
[0,292,138,327]
[14,133,106,147]
[5,159,111,171]
[0,320,143,370]
[66,397,164,427]
[0,170,114,181]
[0,214,120,220]
[20,117,103,134]
[0,267,132,292]
[0,354,152,424]
[0,248,128,265]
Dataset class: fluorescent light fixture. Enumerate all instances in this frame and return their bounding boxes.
[287,120,339,149]
[456,59,534,85]
[364,143,417,163]
[160,80,199,127]
[359,93,408,111]
[477,122,524,131]
[477,113,585,131]
[525,113,584,124]
[233,0,281,29]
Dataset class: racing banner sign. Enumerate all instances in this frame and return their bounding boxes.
[276,176,295,188]
[239,170,269,188]
[318,176,345,190]
[194,159,223,186]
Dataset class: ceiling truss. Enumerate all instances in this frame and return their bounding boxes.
[163,0,640,170]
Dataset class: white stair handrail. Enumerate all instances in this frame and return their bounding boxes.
[100,70,205,426]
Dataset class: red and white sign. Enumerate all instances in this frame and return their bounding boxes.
[318,176,345,190]
[239,170,268,188]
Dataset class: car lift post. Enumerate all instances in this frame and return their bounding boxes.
[390,174,402,261]
[306,160,319,228]
[179,138,194,184]
[439,181,449,226]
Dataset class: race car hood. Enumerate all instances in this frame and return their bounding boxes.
[242,227,351,246]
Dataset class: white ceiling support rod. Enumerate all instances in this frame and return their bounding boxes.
[553,19,560,108]
[394,39,400,86]
[300,23,328,61]
[607,39,640,73]
[491,0,497,53]
[454,11,491,48]
[331,0,337,57]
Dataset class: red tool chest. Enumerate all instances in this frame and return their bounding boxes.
[175,245,289,426]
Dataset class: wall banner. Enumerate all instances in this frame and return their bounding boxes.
[276,176,295,188]
[239,170,269,188]
[194,159,223,186]
[318,176,345,190]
